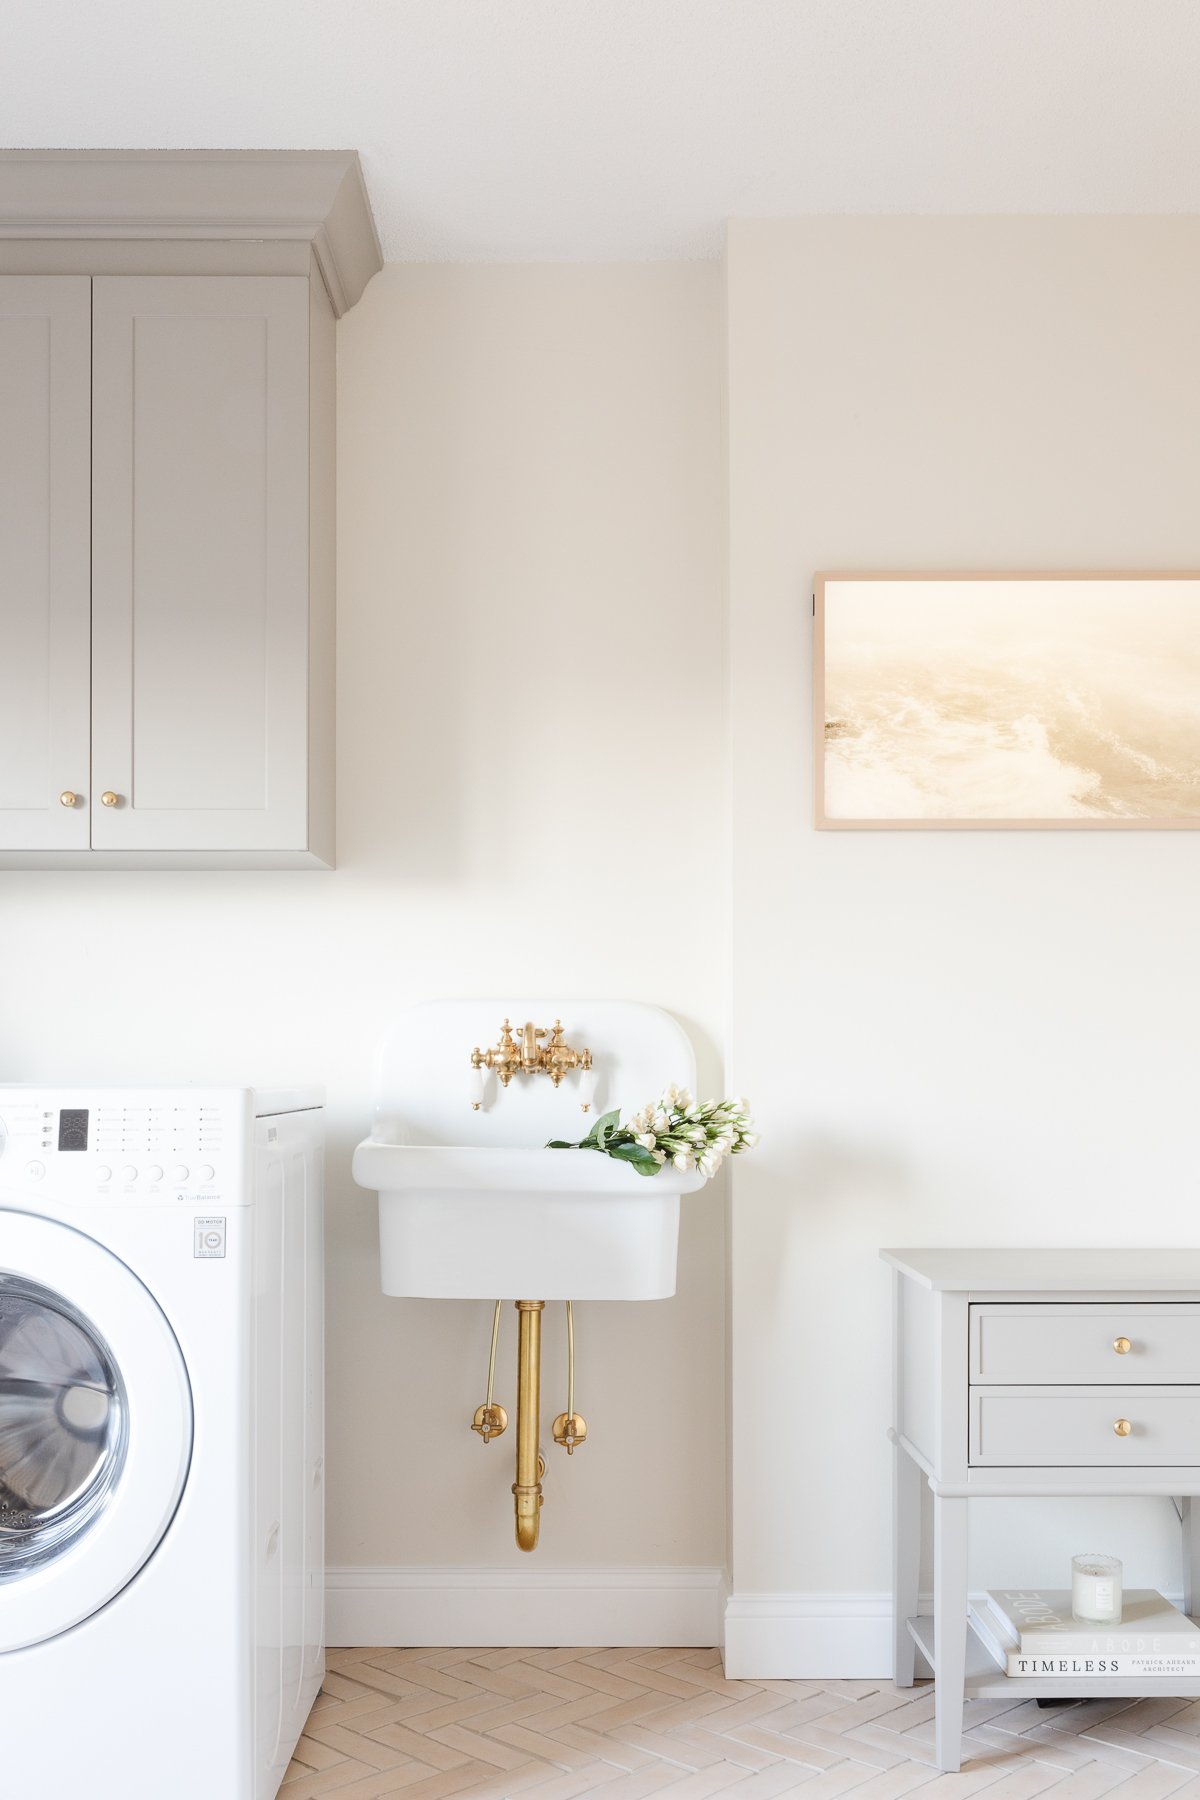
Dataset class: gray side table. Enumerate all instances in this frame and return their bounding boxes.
[883,1248,1200,1772]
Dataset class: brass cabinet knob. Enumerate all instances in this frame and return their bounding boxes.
[100,791,120,807]
[1114,1418,1133,1437]
[59,790,79,808]
[1113,1337,1132,1355]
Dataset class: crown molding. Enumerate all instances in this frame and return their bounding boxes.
[0,150,382,315]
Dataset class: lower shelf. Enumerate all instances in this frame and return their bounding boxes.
[906,1616,1200,1701]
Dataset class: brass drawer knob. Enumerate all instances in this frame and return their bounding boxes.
[59,790,79,808]
[100,791,120,807]
[1113,1337,1132,1355]
[1114,1418,1133,1437]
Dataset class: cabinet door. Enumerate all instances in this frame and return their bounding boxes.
[91,277,310,852]
[0,277,91,850]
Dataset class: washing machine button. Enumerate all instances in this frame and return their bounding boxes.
[196,1164,215,1183]
[146,1165,163,1183]
[171,1164,190,1183]
[121,1165,138,1183]
[25,1160,45,1180]
[96,1165,113,1183]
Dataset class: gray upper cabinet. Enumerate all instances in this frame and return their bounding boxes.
[91,276,319,859]
[0,150,380,869]
[0,277,91,852]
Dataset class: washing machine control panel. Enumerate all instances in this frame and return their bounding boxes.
[0,1090,239,1204]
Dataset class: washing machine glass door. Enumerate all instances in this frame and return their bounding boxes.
[0,1210,193,1651]
[0,1275,125,1567]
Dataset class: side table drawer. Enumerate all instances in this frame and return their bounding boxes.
[970,1386,1200,1466]
[970,1304,1200,1384]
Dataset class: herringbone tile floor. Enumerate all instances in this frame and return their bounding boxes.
[283,1647,1200,1800]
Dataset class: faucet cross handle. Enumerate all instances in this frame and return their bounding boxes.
[472,1402,508,1444]
[552,1411,588,1455]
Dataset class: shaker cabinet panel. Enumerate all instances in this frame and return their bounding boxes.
[91,276,312,853]
[0,277,91,850]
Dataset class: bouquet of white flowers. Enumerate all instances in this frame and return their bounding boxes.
[547,1084,757,1180]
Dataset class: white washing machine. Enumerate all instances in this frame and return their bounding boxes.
[0,1086,325,1800]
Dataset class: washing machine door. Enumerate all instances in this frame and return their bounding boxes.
[0,1209,193,1651]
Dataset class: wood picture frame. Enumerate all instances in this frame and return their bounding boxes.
[814,571,1200,830]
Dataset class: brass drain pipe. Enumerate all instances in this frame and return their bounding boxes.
[513,1301,545,1551]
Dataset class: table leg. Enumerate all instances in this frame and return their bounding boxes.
[893,1440,922,1686]
[933,1494,967,1773]
[1183,1498,1200,1618]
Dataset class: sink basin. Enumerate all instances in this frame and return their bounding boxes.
[352,1000,706,1301]
[354,1141,705,1300]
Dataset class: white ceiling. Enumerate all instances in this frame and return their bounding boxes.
[4,0,1199,261]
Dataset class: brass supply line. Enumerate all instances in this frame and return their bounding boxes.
[471,1301,508,1444]
[552,1301,587,1454]
[513,1301,545,1551]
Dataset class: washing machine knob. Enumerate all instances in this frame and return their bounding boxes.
[171,1164,189,1182]
[146,1165,163,1182]
[96,1166,112,1183]
[197,1165,215,1183]
[121,1165,138,1183]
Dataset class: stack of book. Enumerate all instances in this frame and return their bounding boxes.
[970,1590,1200,1678]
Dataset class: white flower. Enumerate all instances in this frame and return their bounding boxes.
[604,1092,753,1175]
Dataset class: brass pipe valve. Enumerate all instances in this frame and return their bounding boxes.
[551,1300,588,1456]
[471,1300,508,1444]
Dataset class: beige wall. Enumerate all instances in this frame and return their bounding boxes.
[0,261,728,1572]
[8,223,1193,1639]
[727,218,1200,1620]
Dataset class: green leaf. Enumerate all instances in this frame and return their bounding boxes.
[588,1108,621,1150]
[608,1142,661,1177]
[546,1140,577,1150]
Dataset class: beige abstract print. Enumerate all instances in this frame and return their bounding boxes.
[820,577,1200,824]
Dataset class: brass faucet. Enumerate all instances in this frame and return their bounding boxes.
[471,1019,592,1090]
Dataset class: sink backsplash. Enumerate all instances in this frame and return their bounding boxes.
[371,999,696,1147]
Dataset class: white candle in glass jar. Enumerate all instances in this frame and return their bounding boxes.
[1072,1553,1122,1623]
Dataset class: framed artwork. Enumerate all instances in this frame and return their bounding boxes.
[814,572,1200,830]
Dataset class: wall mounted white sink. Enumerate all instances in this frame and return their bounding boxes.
[352,1000,706,1301]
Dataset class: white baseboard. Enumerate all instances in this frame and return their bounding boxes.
[326,1565,727,1648]
[723,1591,894,1679]
[331,1580,1187,1672]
